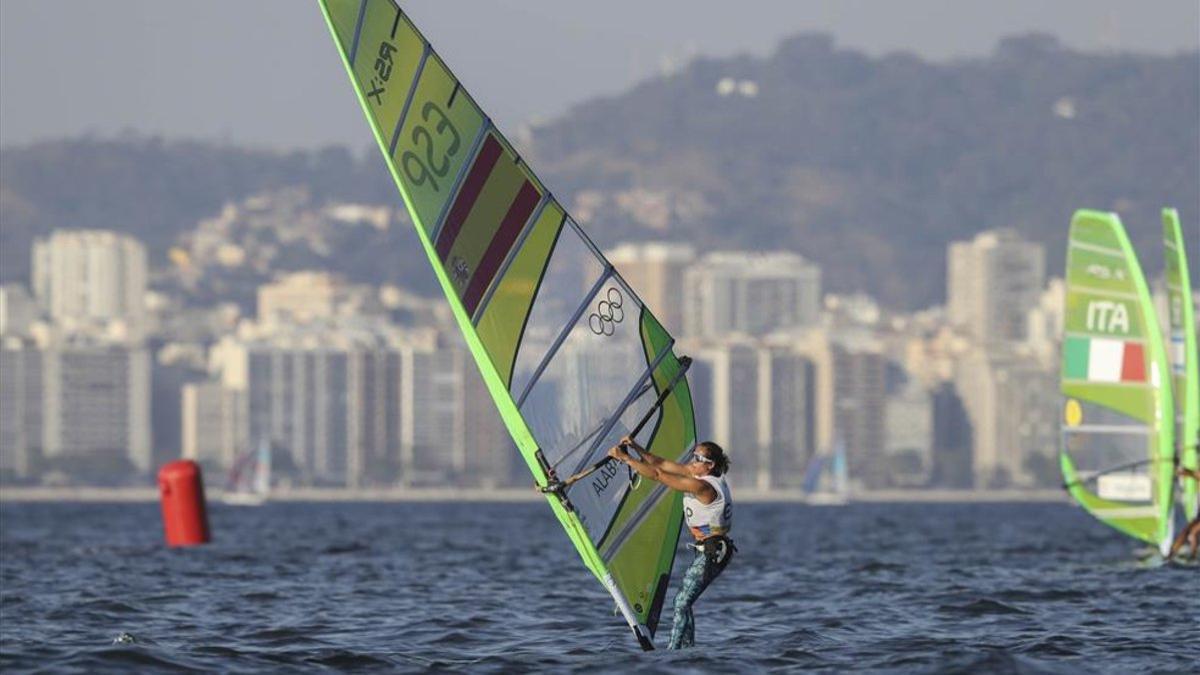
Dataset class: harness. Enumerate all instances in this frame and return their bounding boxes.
[690,534,738,567]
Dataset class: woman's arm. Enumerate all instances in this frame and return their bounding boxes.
[620,436,690,475]
[610,445,716,502]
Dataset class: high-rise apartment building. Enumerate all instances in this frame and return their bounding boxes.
[0,340,41,479]
[683,252,821,338]
[954,347,1057,487]
[605,243,696,334]
[687,338,817,490]
[204,326,471,487]
[0,285,37,337]
[1025,277,1065,368]
[181,381,246,470]
[758,345,817,489]
[884,377,932,486]
[829,337,888,487]
[32,230,147,340]
[691,341,763,488]
[462,363,517,488]
[28,344,151,475]
[345,348,402,487]
[930,382,973,488]
[946,229,1045,344]
[401,343,466,484]
[45,345,152,473]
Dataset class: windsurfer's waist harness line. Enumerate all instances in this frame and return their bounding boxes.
[689,534,737,566]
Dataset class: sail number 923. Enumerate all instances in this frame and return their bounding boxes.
[400,102,460,192]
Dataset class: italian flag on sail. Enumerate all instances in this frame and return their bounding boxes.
[1064,336,1146,383]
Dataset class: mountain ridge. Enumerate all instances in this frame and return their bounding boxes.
[1,32,1195,309]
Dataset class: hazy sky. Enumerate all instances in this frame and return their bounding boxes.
[1,0,1197,151]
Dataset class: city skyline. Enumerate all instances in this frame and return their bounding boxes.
[2,216,1140,494]
[1,3,1195,489]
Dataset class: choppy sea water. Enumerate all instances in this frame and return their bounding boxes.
[0,500,1195,673]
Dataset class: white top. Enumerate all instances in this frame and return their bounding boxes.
[682,474,732,539]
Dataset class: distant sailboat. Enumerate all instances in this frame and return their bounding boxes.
[802,439,849,505]
[222,438,271,506]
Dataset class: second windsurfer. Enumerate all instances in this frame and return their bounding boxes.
[1169,466,1200,560]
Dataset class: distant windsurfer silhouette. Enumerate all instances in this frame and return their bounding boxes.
[608,437,735,649]
[1168,465,1200,560]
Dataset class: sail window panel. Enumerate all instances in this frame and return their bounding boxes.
[346,2,424,143]
[517,279,649,469]
[563,340,675,480]
[392,53,486,235]
[507,224,607,399]
[597,353,694,546]
[475,201,566,388]
[558,378,663,543]
[1063,416,1155,503]
[638,356,696,464]
[599,473,675,561]
[636,311,697,461]
[592,359,686,628]
[1062,399,1155,503]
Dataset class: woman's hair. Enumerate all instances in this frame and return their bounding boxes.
[695,441,729,477]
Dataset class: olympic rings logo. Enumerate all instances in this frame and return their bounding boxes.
[588,287,625,336]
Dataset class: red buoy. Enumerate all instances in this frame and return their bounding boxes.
[158,460,211,547]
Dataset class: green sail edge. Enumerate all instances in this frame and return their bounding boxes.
[1162,208,1199,521]
[315,0,609,581]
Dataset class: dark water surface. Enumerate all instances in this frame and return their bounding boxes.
[1,501,1195,673]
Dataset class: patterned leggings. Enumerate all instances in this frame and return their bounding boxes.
[667,549,729,649]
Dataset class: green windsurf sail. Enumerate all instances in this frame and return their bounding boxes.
[1162,208,1198,521]
[1060,210,1175,555]
[316,1,694,649]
